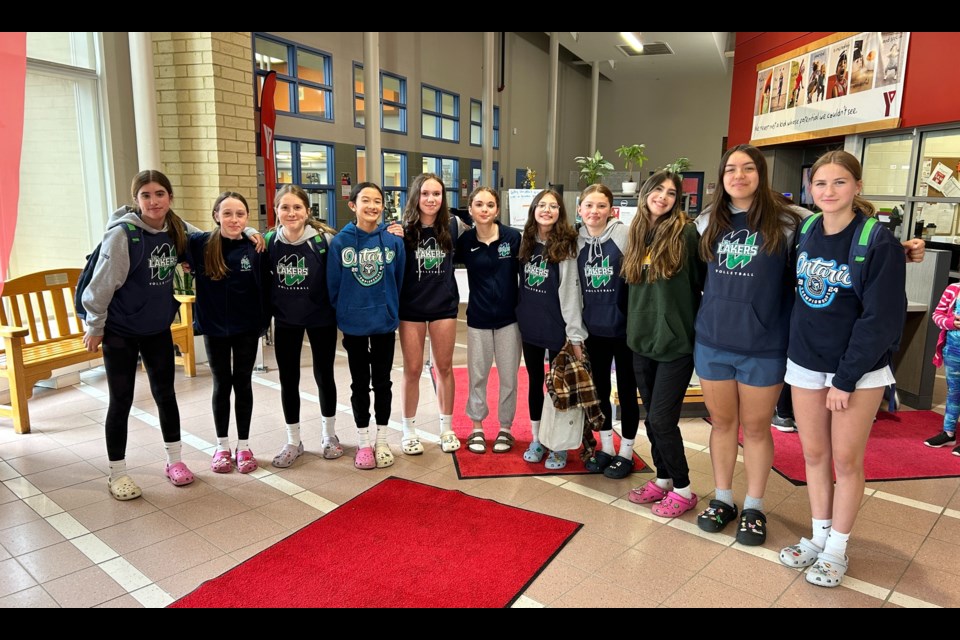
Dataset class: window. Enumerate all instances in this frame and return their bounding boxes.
[353,64,407,133]
[470,100,500,149]
[275,138,336,226]
[422,156,459,208]
[254,34,333,121]
[357,149,407,222]
[422,85,459,142]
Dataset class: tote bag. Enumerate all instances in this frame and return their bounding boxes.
[539,396,583,452]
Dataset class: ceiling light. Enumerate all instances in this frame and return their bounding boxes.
[620,32,643,52]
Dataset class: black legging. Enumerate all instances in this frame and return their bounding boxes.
[205,331,260,440]
[273,324,338,423]
[102,328,180,462]
[585,335,640,439]
[341,332,396,428]
[633,352,695,488]
[522,342,559,422]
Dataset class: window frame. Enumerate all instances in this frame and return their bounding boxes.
[469,99,500,149]
[421,84,459,143]
[274,136,337,226]
[421,155,460,208]
[353,63,408,134]
[253,33,334,122]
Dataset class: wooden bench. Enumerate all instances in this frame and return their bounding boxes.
[0,268,196,434]
[613,385,708,419]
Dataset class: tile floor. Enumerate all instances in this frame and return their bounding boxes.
[1,312,958,608]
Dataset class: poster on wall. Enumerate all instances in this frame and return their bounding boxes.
[750,32,909,146]
[508,189,542,229]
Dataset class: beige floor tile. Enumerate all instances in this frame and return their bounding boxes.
[632,525,726,573]
[95,593,145,608]
[155,554,240,600]
[0,557,38,598]
[701,547,799,602]
[460,476,557,507]
[140,476,218,510]
[773,578,883,608]
[549,573,640,608]
[0,501,41,531]
[894,563,960,608]
[594,548,695,604]
[0,546,9,562]
[849,518,926,561]
[666,573,771,608]
[845,547,910,591]
[553,530,629,574]
[374,457,435,481]
[5,447,83,477]
[69,493,159,532]
[311,473,379,505]
[195,510,287,554]
[0,435,63,461]
[928,512,960,543]
[24,460,104,493]
[123,531,226,583]
[228,532,289,563]
[857,496,940,537]
[522,558,590,605]
[222,479,291,509]
[43,565,126,608]
[45,478,114,511]
[163,492,249,530]
[268,456,357,490]
[255,496,324,530]
[875,478,959,507]
[0,519,67,557]
[0,584,58,608]
[16,540,93,583]
[910,537,960,576]
[563,473,632,500]
[0,484,19,505]
[95,511,190,556]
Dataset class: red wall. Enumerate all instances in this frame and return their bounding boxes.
[728,32,960,146]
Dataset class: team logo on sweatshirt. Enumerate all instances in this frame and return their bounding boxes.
[148,244,177,283]
[584,256,613,288]
[498,242,512,258]
[415,237,446,271]
[277,255,308,286]
[341,246,397,287]
[796,252,852,308]
[716,230,759,270]
[240,256,252,272]
[524,256,549,287]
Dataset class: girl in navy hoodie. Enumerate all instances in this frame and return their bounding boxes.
[576,184,640,478]
[779,151,904,588]
[187,192,268,474]
[328,183,405,470]
[516,188,587,470]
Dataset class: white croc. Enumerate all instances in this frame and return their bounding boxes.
[375,442,395,468]
[440,430,461,453]
[805,552,848,588]
[401,436,424,456]
[108,475,142,501]
[780,537,823,568]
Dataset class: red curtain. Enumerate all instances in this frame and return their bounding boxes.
[260,71,277,227]
[0,33,27,293]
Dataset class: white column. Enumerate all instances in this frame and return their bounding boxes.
[482,32,495,187]
[362,33,381,190]
[545,32,559,185]
[127,32,160,170]
[589,62,600,154]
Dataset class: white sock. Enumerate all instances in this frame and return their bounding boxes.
[655,478,674,491]
[164,441,182,465]
[402,417,417,440]
[618,438,635,459]
[439,414,453,434]
[673,484,692,499]
[530,420,541,443]
[286,423,301,446]
[216,437,230,452]
[236,439,250,453]
[108,460,127,482]
[376,425,388,444]
[811,518,832,549]
[823,528,850,560]
[599,430,615,455]
[357,427,371,449]
[322,415,336,439]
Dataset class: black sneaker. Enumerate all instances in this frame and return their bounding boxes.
[771,412,797,432]
[924,432,957,448]
[953,445,960,457]
[697,500,738,533]
[736,509,767,546]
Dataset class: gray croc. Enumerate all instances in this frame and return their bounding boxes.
[322,436,344,460]
[272,442,304,468]
[544,450,568,470]
[780,537,822,568]
[805,552,848,588]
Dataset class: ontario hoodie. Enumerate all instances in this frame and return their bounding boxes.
[82,207,196,338]
[577,219,629,339]
[327,221,405,336]
[268,224,336,329]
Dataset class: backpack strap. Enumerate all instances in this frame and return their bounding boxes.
[849,216,881,300]
[796,212,822,255]
[264,230,276,251]
[312,234,327,255]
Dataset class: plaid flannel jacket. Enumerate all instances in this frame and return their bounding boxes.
[547,341,604,459]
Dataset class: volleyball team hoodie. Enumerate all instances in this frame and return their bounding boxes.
[576,218,628,338]
[327,221,405,336]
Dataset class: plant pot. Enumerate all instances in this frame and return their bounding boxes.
[621,181,638,195]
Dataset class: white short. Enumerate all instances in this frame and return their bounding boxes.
[784,358,896,391]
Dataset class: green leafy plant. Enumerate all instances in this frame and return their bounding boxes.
[173,265,195,296]
[663,157,691,177]
[574,150,614,186]
[615,144,648,182]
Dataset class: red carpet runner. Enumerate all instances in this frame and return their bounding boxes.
[748,411,960,485]
[451,367,646,479]
[170,477,582,608]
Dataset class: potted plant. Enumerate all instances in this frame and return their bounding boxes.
[664,157,691,177]
[574,150,614,187]
[616,144,648,195]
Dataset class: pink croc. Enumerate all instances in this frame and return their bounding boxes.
[355,446,376,470]
[629,480,668,505]
[651,491,698,518]
[235,449,258,474]
[210,450,232,474]
[165,461,195,486]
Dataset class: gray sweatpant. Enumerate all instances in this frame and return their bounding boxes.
[466,323,522,427]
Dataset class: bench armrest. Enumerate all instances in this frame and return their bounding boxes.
[174,295,196,304]
[0,325,30,339]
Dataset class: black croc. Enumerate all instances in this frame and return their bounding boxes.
[602,455,634,479]
[736,508,767,546]
[697,499,739,533]
[584,450,614,474]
